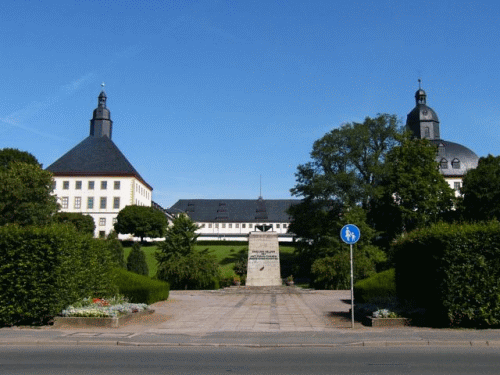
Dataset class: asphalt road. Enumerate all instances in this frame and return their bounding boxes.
[2,345,500,374]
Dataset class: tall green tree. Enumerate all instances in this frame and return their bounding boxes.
[106,231,126,269]
[0,148,40,170]
[127,242,149,276]
[460,155,500,221]
[371,134,455,239]
[0,162,58,226]
[155,214,220,290]
[291,114,401,208]
[114,205,168,242]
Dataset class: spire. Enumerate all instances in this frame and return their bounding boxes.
[90,83,113,139]
[415,79,427,105]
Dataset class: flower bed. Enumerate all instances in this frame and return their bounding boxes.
[53,295,154,328]
[364,308,411,327]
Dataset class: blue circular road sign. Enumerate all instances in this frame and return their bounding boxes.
[340,224,360,244]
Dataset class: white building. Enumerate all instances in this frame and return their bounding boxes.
[168,197,300,242]
[47,90,153,238]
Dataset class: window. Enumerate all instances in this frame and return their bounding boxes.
[88,181,95,190]
[215,223,219,228]
[228,224,232,228]
[113,197,120,209]
[248,224,253,228]
[438,143,445,156]
[424,127,430,138]
[114,181,120,190]
[51,181,56,190]
[61,197,69,209]
[440,158,448,169]
[75,181,82,190]
[222,223,226,228]
[63,181,69,190]
[452,158,460,169]
[74,197,81,209]
[200,223,205,228]
[112,218,117,224]
[208,223,212,228]
[99,218,106,226]
[283,224,287,228]
[235,223,239,228]
[242,224,246,228]
[101,181,107,190]
[277,224,280,228]
[87,197,94,209]
[454,182,461,191]
[100,197,107,209]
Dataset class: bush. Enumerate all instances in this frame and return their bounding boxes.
[393,221,500,327]
[114,268,170,304]
[127,242,149,276]
[107,231,126,268]
[0,224,117,326]
[354,269,396,303]
[156,251,221,290]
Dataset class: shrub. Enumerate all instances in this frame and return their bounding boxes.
[127,242,149,276]
[114,269,170,304]
[0,224,117,326]
[107,231,126,268]
[354,268,396,303]
[156,251,221,290]
[393,221,500,327]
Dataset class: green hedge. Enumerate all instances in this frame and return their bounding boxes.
[0,224,117,326]
[354,269,396,303]
[393,221,500,327]
[114,269,169,304]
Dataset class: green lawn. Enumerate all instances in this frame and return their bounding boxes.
[123,242,297,279]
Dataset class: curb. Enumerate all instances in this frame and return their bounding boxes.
[1,340,500,348]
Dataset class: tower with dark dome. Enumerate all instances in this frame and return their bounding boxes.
[406,83,479,192]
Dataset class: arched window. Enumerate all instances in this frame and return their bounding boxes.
[424,127,430,138]
[452,158,460,169]
[440,158,448,169]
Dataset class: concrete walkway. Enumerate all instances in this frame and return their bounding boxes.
[2,287,500,347]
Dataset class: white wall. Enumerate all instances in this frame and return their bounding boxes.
[52,175,152,237]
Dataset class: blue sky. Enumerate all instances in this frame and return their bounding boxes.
[1,0,499,209]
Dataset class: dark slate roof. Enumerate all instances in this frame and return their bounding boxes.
[168,199,301,222]
[46,135,152,189]
[432,139,479,177]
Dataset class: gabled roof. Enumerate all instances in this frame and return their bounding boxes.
[46,135,152,190]
[168,199,300,222]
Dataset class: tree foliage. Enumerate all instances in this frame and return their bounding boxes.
[155,215,221,290]
[0,162,59,226]
[52,212,95,235]
[0,148,40,170]
[370,134,455,239]
[114,205,168,241]
[127,242,149,276]
[291,114,400,208]
[107,231,126,269]
[461,154,500,222]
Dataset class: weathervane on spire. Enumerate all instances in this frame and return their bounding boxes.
[101,82,105,89]
[418,78,422,89]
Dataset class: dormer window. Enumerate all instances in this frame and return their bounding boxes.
[452,158,460,169]
[440,158,448,169]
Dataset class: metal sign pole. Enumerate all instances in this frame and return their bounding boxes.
[350,243,354,329]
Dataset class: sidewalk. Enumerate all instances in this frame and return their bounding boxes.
[2,287,500,348]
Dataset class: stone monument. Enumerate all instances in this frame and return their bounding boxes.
[246,231,282,286]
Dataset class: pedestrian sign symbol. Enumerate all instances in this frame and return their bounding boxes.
[340,224,360,244]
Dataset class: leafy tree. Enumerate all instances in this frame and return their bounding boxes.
[370,134,455,239]
[114,205,168,242]
[52,212,95,235]
[0,148,40,170]
[127,242,149,276]
[461,155,500,221]
[0,162,59,226]
[107,231,126,269]
[291,114,401,208]
[155,214,221,290]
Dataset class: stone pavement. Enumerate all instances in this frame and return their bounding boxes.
[2,287,500,347]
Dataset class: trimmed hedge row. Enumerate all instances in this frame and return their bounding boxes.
[354,268,396,303]
[393,221,500,327]
[114,269,169,304]
[0,224,117,326]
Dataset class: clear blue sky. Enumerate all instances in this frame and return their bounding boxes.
[1,0,499,209]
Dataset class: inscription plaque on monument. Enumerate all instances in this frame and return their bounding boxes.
[246,231,281,286]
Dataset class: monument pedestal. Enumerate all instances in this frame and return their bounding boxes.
[246,232,281,286]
